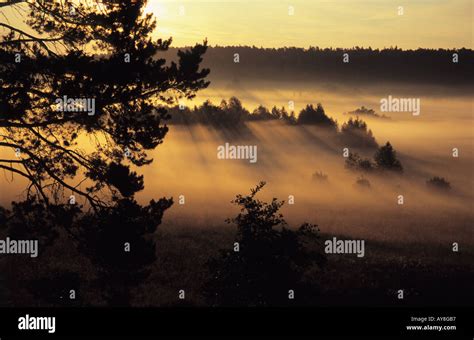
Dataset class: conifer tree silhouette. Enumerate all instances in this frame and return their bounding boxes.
[374,142,403,172]
[0,0,209,207]
[0,0,208,306]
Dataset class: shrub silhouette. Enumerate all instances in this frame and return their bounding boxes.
[346,106,390,119]
[1,197,172,306]
[426,176,451,191]
[205,182,326,306]
[345,153,375,172]
[355,176,371,189]
[374,142,403,172]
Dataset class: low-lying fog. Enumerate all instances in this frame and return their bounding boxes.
[1,83,472,247]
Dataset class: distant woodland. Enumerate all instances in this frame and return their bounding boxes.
[161,46,474,85]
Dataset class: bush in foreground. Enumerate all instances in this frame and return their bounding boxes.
[205,182,327,306]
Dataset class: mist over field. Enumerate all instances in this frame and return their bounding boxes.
[140,118,473,243]
[2,82,472,249]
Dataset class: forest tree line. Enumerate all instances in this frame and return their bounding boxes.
[160,46,474,85]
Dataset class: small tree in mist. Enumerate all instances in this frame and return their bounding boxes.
[346,106,390,119]
[340,117,378,148]
[426,176,451,191]
[345,153,374,172]
[205,182,327,306]
[374,142,403,172]
[312,170,329,183]
[345,142,403,174]
[354,176,371,189]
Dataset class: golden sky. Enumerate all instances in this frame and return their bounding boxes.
[0,0,472,49]
[145,0,473,49]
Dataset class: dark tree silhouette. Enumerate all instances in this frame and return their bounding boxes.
[166,46,474,86]
[0,0,209,208]
[0,0,209,306]
[281,107,297,125]
[168,97,302,126]
[195,100,224,125]
[297,103,337,130]
[346,142,403,173]
[168,97,250,126]
[270,106,282,119]
[248,105,276,121]
[205,182,326,306]
[220,96,249,126]
[340,117,378,148]
[346,106,390,119]
[374,142,403,172]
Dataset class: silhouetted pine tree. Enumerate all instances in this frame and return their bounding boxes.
[0,0,208,306]
[374,142,403,172]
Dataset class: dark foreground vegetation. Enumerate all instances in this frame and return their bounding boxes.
[205,182,326,306]
[1,182,472,307]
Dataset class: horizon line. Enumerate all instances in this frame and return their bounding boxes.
[168,45,474,52]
